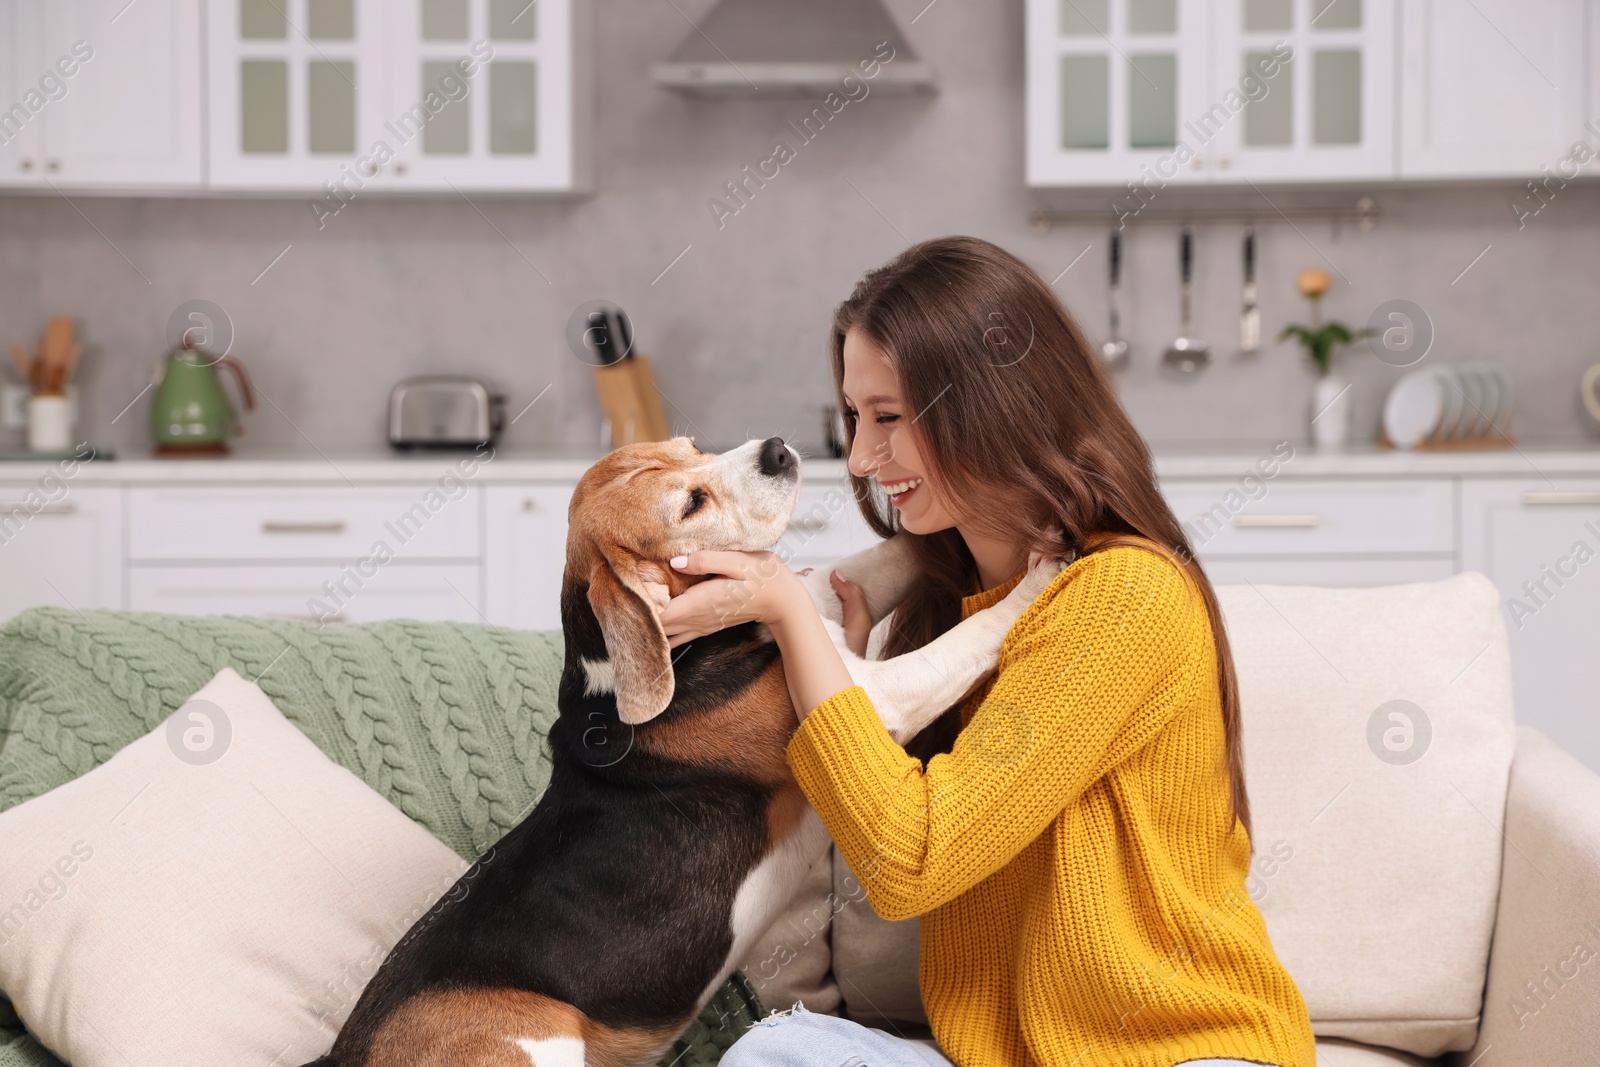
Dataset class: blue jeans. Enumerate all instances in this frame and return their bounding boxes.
[720,1004,1277,1067]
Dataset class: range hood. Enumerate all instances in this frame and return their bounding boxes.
[653,0,936,97]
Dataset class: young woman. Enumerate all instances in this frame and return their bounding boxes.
[658,237,1314,1067]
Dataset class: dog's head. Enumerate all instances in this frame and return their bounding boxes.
[566,436,801,724]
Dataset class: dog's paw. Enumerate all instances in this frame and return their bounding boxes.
[1012,552,1067,604]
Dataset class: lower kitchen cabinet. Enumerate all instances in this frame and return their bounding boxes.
[1161,477,1457,588]
[484,485,572,631]
[1462,479,1600,772]
[127,563,484,623]
[0,485,123,620]
[1198,556,1457,587]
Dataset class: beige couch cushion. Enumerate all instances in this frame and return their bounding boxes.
[830,846,926,1027]
[1219,573,1515,1056]
[739,846,840,1013]
[0,668,470,1067]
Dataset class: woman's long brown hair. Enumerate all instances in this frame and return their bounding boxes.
[829,235,1251,840]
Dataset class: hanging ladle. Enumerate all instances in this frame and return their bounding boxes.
[1163,227,1211,373]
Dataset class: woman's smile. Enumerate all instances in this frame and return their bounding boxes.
[879,476,923,506]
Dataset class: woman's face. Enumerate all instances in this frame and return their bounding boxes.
[840,327,960,536]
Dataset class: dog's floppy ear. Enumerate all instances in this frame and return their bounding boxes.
[587,553,674,724]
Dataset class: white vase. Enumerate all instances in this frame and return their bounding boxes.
[1310,372,1351,450]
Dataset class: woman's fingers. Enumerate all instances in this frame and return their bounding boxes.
[670,549,788,584]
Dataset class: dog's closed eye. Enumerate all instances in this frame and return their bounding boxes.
[682,487,708,519]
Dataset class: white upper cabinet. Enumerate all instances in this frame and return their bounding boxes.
[1028,0,1596,186]
[207,0,392,188]
[382,0,590,192]
[1209,0,1395,180]
[0,0,202,189]
[1027,0,1214,187]
[1027,0,1394,186]
[207,0,589,192]
[1399,0,1595,179]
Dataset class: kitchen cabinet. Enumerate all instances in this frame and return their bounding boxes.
[207,0,590,193]
[1025,0,1394,187]
[0,0,203,189]
[127,485,481,562]
[127,563,484,622]
[207,0,392,189]
[0,485,123,619]
[1161,477,1457,586]
[1025,0,1213,187]
[124,482,486,625]
[1026,0,1598,187]
[1208,0,1395,180]
[1399,0,1596,179]
[1461,479,1600,774]
[484,484,571,631]
[381,0,591,192]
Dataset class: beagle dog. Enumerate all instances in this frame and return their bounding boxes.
[303,437,1056,1067]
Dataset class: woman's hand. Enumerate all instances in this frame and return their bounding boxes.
[828,570,873,657]
[658,550,812,648]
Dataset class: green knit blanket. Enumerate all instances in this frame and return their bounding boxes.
[0,608,762,1067]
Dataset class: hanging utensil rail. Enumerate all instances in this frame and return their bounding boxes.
[1029,196,1379,232]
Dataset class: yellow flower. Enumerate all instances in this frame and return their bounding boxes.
[1296,269,1333,297]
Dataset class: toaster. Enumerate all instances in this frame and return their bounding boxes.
[388,376,505,450]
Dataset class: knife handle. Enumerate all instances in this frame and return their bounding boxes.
[1243,227,1256,283]
[611,307,633,360]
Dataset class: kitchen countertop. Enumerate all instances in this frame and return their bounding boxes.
[1,442,1599,484]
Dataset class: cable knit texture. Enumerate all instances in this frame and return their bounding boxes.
[787,541,1316,1067]
[0,609,761,1067]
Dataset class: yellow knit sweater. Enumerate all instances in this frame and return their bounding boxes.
[787,540,1316,1067]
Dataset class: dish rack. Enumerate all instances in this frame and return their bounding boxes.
[1380,363,1516,451]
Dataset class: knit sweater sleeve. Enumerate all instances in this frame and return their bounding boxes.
[786,545,1209,921]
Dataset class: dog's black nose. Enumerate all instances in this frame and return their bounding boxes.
[758,436,795,478]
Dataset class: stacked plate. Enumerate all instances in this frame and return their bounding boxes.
[1382,363,1514,450]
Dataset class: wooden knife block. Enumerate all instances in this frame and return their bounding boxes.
[593,356,671,447]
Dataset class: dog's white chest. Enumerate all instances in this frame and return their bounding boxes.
[697,806,831,1010]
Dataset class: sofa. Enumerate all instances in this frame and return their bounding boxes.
[0,571,1595,1065]
[737,573,1600,1066]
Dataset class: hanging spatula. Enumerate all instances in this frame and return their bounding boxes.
[1239,226,1261,356]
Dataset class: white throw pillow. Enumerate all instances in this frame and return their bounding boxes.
[0,668,470,1067]
[1218,573,1516,1057]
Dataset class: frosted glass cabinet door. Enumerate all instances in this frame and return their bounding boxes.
[1026,0,1213,187]
[1399,0,1593,179]
[382,0,590,191]
[1209,0,1395,180]
[208,0,392,189]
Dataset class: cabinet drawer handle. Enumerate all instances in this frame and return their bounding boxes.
[268,611,348,624]
[0,502,76,516]
[261,521,347,534]
[1522,491,1600,506]
[787,518,832,533]
[1230,514,1321,528]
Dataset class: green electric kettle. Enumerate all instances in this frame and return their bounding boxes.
[150,343,255,455]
